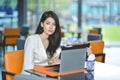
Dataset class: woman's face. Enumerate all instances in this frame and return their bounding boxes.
[41,17,56,35]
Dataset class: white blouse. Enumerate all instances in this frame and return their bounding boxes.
[21,34,61,74]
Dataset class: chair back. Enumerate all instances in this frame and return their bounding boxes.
[4,50,24,80]
[16,38,25,50]
[90,40,105,62]
[93,28,101,34]
[88,34,102,41]
[89,29,99,34]
[4,28,20,45]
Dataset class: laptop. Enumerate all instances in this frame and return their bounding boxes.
[58,48,87,80]
[47,48,87,80]
[59,48,86,72]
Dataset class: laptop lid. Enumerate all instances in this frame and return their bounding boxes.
[47,48,87,73]
[59,48,87,72]
[58,48,87,80]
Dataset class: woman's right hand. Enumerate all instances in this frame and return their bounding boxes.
[50,57,60,65]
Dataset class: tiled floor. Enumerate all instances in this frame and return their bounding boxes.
[0,44,120,80]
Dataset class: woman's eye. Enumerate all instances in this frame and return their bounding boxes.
[46,22,49,24]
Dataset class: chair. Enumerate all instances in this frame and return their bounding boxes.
[2,50,24,80]
[93,27,102,34]
[0,28,20,54]
[88,28,102,41]
[89,40,105,63]
[16,38,25,50]
[87,34,102,41]
[89,29,99,34]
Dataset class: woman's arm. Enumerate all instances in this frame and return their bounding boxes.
[22,36,34,74]
[50,47,61,65]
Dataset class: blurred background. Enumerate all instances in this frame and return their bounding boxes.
[0,0,120,42]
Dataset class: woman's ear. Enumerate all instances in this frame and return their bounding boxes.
[41,22,43,27]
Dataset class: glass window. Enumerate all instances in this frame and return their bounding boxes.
[0,0,18,28]
[27,0,78,35]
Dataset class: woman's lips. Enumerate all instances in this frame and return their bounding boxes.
[48,30,53,32]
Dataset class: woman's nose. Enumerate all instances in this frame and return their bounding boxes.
[49,25,54,29]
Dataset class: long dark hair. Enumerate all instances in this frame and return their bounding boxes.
[35,11,61,56]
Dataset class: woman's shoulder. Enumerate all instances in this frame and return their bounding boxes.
[25,34,41,44]
[27,34,40,39]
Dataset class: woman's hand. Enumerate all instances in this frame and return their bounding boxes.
[50,57,60,65]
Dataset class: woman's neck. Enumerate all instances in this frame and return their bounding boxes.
[40,32,49,40]
[40,33,49,49]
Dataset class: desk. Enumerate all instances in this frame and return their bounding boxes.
[14,62,120,80]
[14,75,57,80]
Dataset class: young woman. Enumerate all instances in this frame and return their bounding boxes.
[22,11,61,74]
